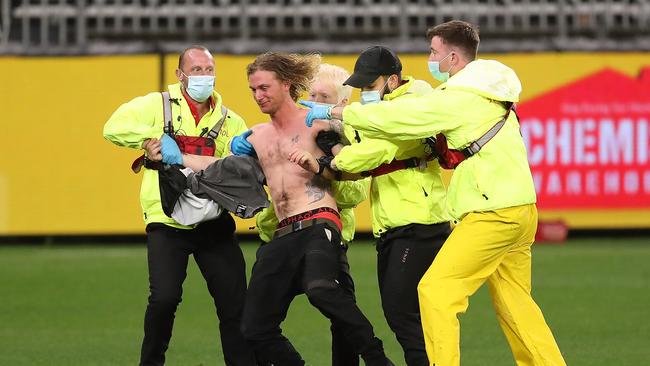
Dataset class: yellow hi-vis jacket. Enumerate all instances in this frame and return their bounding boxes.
[255,179,370,244]
[342,60,536,220]
[103,83,248,228]
[334,76,449,237]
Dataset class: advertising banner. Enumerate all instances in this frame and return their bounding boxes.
[519,68,650,210]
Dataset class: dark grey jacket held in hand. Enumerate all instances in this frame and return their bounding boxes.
[159,155,269,220]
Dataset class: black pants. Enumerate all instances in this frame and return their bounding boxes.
[242,223,388,366]
[140,214,256,366]
[257,240,358,366]
[332,246,360,366]
[376,222,451,366]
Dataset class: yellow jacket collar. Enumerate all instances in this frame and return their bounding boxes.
[383,76,433,101]
[444,59,521,102]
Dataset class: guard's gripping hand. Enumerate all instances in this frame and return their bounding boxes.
[316,130,341,156]
[160,134,183,165]
[299,100,332,127]
[230,129,256,156]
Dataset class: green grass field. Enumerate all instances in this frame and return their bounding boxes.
[1,238,649,366]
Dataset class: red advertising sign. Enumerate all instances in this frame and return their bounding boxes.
[519,68,650,209]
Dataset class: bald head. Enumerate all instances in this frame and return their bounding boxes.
[178,46,213,74]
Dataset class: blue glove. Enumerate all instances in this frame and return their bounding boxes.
[299,100,333,127]
[230,130,256,156]
[160,134,183,165]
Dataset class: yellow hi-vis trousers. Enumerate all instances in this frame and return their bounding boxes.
[417,204,566,366]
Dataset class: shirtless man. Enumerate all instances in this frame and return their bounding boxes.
[168,52,393,366]
[244,52,393,366]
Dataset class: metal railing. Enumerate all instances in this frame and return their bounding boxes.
[2,0,649,55]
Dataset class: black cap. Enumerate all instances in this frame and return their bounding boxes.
[343,46,402,88]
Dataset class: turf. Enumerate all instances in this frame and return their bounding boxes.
[0,238,648,365]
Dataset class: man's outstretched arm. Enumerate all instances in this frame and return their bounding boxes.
[301,93,464,140]
[158,134,219,171]
[182,154,219,172]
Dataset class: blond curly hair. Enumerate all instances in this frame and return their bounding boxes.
[247,52,322,101]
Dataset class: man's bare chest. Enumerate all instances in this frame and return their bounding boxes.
[257,130,313,165]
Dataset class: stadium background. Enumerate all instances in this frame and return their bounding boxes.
[2,52,650,235]
[1,1,649,365]
[2,0,650,236]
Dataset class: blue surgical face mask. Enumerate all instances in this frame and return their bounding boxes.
[360,90,381,105]
[428,52,453,82]
[360,79,390,105]
[182,72,215,102]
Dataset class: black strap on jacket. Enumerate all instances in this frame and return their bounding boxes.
[131,92,230,173]
[161,91,229,138]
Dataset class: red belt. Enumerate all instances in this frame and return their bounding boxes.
[273,218,341,239]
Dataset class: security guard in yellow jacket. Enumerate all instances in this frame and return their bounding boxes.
[319,46,451,366]
[103,46,255,366]
[303,22,566,366]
